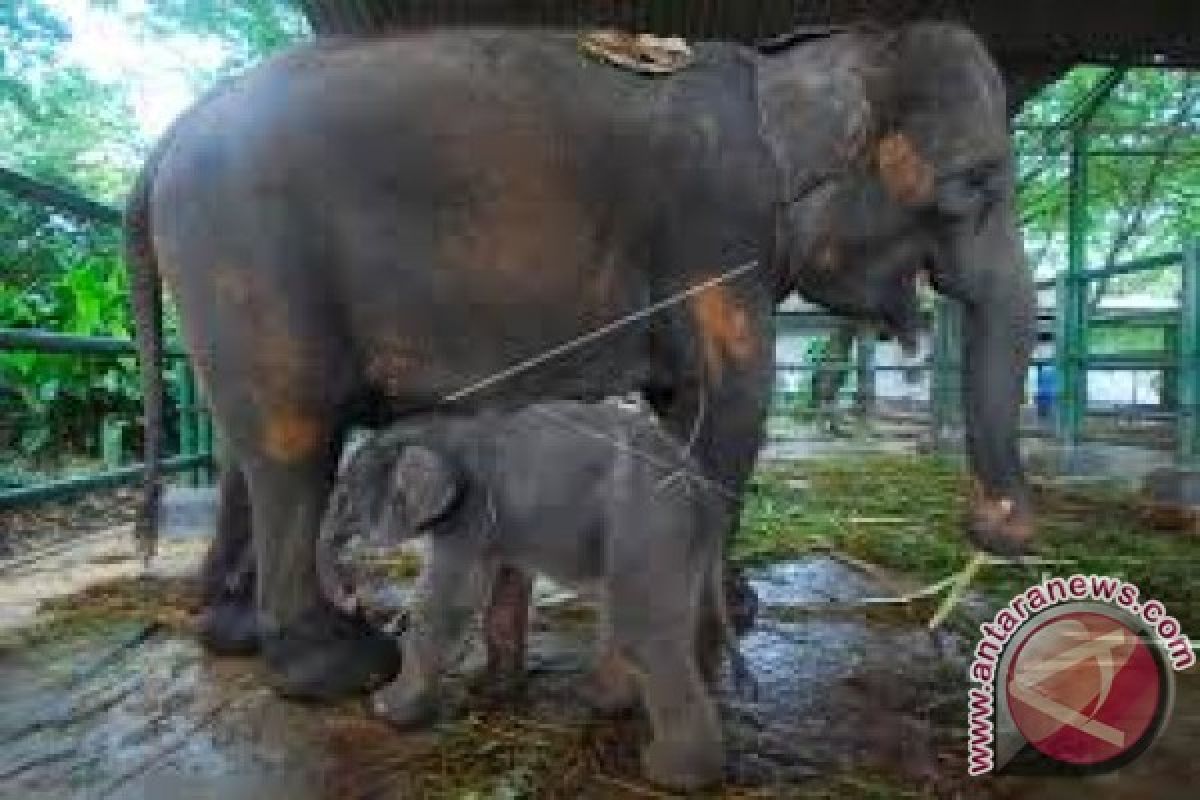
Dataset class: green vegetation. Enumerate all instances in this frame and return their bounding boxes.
[1016,68,1198,297]
[736,454,1200,633]
[1,1,303,482]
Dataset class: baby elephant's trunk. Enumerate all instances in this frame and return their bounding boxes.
[316,483,363,616]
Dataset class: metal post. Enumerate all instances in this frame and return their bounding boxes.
[1164,319,1179,412]
[854,329,875,417]
[1056,127,1089,447]
[931,297,962,449]
[100,414,123,470]
[1179,240,1200,466]
[1055,274,1078,445]
[174,360,199,487]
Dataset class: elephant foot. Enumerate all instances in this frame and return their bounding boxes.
[261,608,401,700]
[585,651,639,717]
[967,485,1033,557]
[371,680,439,729]
[641,737,724,792]
[584,681,639,718]
[197,599,260,656]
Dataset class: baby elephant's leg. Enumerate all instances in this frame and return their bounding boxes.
[372,542,484,728]
[586,605,639,716]
[611,574,724,790]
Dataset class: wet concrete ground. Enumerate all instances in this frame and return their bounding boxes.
[3,545,1197,798]
[1,476,1197,798]
[0,553,953,798]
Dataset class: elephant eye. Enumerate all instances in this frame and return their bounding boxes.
[934,159,1003,222]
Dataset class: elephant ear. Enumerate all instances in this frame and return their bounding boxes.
[390,445,462,533]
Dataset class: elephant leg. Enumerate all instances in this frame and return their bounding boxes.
[586,606,639,716]
[608,540,723,790]
[627,640,724,790]
[373,540,486,728]
[649,365,771,641]
[198,464,260,655]
[245,448,401,699]
[613,574,723,790]
[480,565,533,697]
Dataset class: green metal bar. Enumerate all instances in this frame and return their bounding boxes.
[1164,321,1180,412]
[1088,312,1178,326]
[774,311,867,331]
[175,361,199,487]
[854,333,875,416]
[1017,124,1200,135]
[100,414,124,469]
[1077,355,1178,369]
[0,329,188,358]
[0,455,212,509]
[777,362,935,372]
[931,297,963,449]
[1044,66,1121,449]
[1080,252,1182,282]
[1179,240,1200,466]
[1057,127,1090,447]
[0,165,123,225]
[1055,272,1086,445]
[1033,252,1182,289]
[1056,69,1130,133]
[1028,357,1177,369]
[1086,148,1200,157]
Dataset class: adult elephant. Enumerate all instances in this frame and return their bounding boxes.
[126,23,1035,699]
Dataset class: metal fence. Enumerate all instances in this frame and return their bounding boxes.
[0,168,214,508]
[1045,242,1200,464]
[0,328,214,506]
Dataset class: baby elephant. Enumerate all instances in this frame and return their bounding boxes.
[317,400,738,790]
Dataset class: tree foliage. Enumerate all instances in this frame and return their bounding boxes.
[112,0,309,78]
[1,1,303,472]
[1015,67,1200,300]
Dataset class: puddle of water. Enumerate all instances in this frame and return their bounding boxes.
[752,557,883,606]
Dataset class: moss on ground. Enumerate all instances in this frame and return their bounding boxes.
[736,454,1200,633]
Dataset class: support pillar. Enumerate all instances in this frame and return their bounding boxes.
[1056,127,1089,447]
[854,329,875,417]
[931,297,963,450]
[174,360,200,487]
[1179,240,1200,467]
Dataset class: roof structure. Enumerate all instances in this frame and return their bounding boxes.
[295,2,1199,65]
[293,1,1199,111]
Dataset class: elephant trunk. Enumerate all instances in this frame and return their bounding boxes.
[935,203,1037,555]
[315,486,363,616]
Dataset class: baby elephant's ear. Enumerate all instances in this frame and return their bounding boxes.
[391,445,462,531]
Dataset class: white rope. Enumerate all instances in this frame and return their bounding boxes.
[439,259,759,405]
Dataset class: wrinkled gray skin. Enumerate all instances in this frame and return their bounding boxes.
[318,401,736,791]
[126,22,1035,698]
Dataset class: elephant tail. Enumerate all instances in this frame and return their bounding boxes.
[124,142,168,563]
